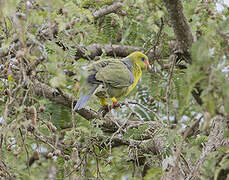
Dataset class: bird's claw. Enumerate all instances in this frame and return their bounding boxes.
[112,102,120,109]
[98,102,120,117]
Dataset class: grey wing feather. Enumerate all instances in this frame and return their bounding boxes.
[73,84,98,111]
[127,68,134,85]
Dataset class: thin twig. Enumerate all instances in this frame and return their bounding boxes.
[126,101,163,124]
[92,146,103,180]
[19,128,31,175]
[174,116,203,172]
[0,160,12,178]
[166,55,176,124]
[32,131,57,150]
[108,115,129,154]
[146,18,164,54]
[65,154,86,177]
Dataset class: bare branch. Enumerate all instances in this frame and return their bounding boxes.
[92,2,122,20]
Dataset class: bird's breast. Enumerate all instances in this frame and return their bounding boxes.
[126,64,142,95]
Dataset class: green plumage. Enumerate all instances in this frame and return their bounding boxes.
[74,51,149,111]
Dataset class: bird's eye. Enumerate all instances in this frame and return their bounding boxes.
[141,57,145,61]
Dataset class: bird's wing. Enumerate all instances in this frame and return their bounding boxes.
[74,83,98,111]
[95,61,134,88]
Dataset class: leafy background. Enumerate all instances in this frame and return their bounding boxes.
[0,0,229,179]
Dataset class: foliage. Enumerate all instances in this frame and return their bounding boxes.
[0,0,229,179]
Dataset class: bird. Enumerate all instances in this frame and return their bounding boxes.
[73,51,150,111]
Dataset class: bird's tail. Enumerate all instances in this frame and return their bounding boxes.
[74,85,97,111]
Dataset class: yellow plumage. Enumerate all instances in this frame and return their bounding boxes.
[74,51,150,111]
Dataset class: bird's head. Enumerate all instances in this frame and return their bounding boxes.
[127,51,150,70]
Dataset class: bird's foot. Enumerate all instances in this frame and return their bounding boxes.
[112,101,120,109]
[98,102,120,117]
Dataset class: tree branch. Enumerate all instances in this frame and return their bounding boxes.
[75,43,144,60]
[163,0,203,105]
[32,78,99,120]
[92,2,122,20]
[163,0,194,54]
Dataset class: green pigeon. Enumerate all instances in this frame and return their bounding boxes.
[74,51,150,111]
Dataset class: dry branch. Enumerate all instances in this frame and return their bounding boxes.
[92,2,122,20]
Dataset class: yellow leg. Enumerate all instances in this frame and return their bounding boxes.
[99,98,108,106]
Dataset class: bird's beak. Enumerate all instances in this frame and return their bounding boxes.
[145,60,152,70]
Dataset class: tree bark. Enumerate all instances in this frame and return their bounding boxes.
[163,0,194,54]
